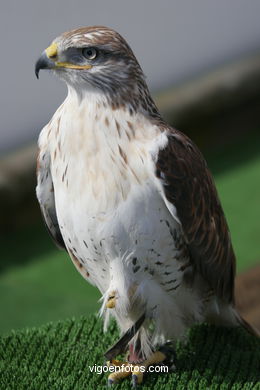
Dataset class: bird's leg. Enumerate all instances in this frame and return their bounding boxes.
[130,341,176,386]
[104,314,146,361]
[106,342,142,385]
[106,337,176,386]
[106,342,142,386]
[104,313,175,385]
[105,315,145,386]
[130,350,167,386]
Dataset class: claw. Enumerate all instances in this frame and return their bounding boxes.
[131,366,144,386]
[132,374,138,387]
[107,378,115,387]
[169,363,176,371]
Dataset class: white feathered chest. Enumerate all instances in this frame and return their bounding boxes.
[38,94,195,343]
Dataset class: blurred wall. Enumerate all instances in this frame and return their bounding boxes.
[1,0,260,153]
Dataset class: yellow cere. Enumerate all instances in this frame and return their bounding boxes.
[45,43,58,58]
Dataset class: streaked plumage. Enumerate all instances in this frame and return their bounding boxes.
[35,26,257,368]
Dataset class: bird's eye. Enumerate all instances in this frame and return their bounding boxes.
[82,47,98,60]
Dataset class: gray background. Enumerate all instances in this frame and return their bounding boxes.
[1,0,260,154]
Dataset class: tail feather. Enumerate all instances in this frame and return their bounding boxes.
[206,300,260,337]
[234,311,260,338]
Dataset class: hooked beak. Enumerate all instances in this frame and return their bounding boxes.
[35,51,55,78]
[35,42,92,79]
[35,43,58,79]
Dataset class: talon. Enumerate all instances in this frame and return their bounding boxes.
[169,363,176,371]
[131,366,144,386]
[132,374,138,387]
[107,378,115,387]
[106,291,116,308]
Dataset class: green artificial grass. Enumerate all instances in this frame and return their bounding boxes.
[0,315,259,389]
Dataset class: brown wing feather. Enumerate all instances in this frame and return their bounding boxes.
[156,128,236,303]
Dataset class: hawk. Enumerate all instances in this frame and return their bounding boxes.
[35,26,257,385]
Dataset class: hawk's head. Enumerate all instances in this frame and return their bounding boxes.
[35,26,148,102]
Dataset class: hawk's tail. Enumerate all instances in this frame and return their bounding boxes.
[207,302,260,338]
[234,310,260,338]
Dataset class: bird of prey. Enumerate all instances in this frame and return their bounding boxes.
[35,26,257,385]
